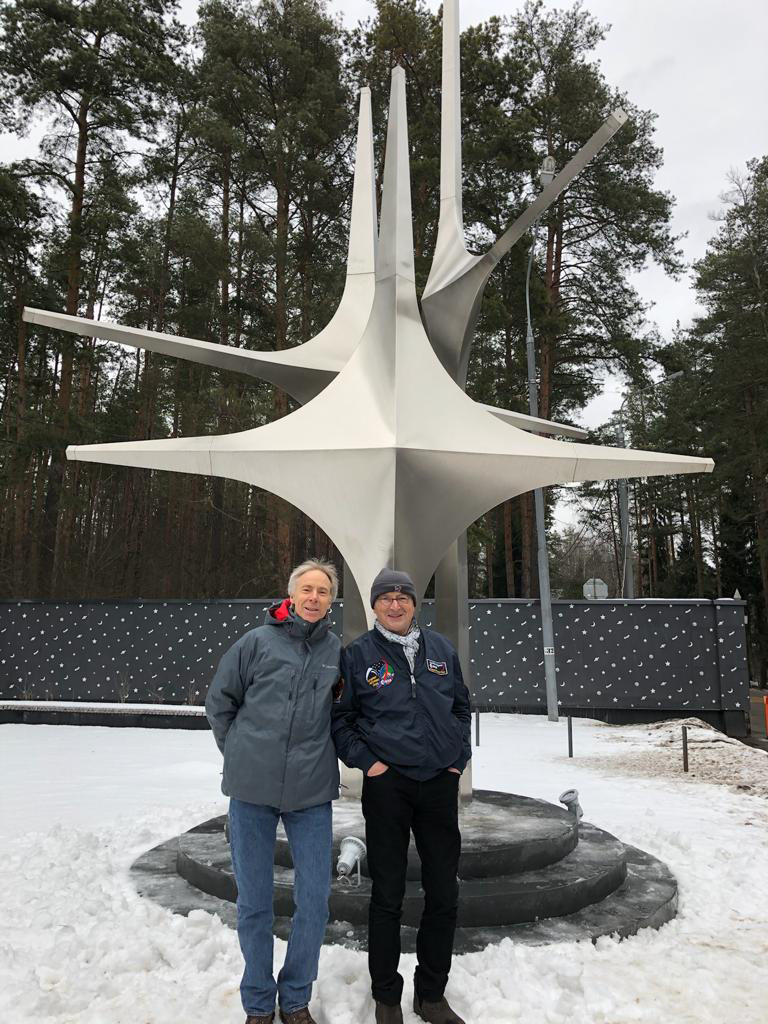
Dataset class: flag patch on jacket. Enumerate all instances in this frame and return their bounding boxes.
[366,660,394,689]
[427,659,448,675]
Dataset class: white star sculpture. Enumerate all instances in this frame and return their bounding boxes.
[25,66,712,629]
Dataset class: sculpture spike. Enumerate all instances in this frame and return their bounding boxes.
[421,2,629,392]
[489,108,628,265]
[347,86,378,276]
[421,105,628,382]
[378,67,415,284]
[483,405,588,440]
[66,435,214,477]
[24,87,381,406]
[424,0,478,303]
[440,0,463,211]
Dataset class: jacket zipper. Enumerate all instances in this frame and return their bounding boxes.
[280,644,313,800]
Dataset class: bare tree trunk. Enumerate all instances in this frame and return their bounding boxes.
[12,297,30,593]
[711,501,722,598]
[608,483,621,594]
[485,519,494,598]
[235,177,246,348]
[156,116,183,334]
[633,482,643,597]
[538,223,555,423]
[745,389,768,626]
[648,483,658,597]
[521,492,536,597]
[41,95,91,595]
[503,499,516,598]
[271,157,292,587]
[208,150,231,597]
[686,480,705,595]
[538,209,563,424]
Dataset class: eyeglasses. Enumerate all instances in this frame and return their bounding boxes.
[377,595,413,606]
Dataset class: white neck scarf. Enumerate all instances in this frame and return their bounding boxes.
[374,619,421,674]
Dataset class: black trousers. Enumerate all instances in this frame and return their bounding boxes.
[361,767,461,1006]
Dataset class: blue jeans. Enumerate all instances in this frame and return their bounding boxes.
[228,798,332,1016]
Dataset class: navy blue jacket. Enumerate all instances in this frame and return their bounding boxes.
[331,627,471,780]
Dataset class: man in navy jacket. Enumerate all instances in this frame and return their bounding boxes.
[332,569,471,1024]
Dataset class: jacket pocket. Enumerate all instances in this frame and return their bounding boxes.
[223,716,238,752]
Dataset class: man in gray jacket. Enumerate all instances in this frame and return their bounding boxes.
[206,558,341,1024]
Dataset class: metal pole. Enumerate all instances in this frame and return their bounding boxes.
[525,221,559,722]
[682,725,689,773]
[435,535,474,800]
[475,708,480,747]
[567,715,573,758]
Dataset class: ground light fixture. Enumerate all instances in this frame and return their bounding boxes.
[559,788,584,821]
[337,836,367,885]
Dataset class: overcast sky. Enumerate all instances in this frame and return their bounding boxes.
[4,0,767,433]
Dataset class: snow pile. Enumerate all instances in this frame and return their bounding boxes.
[1,815,241,1023]
[1,717,767,1023]
[567,716,768,798]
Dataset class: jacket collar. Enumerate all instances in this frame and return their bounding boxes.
[265,598,331,643]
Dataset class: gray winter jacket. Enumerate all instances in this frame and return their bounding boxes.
[205,599,341,811]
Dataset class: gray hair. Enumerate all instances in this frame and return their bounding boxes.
[287,558,339,602]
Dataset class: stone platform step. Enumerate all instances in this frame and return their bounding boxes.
[132,790,679,950]
[315,842,677,951]
[188,790,579,882]
[132,833,673,953]
[176,821,626,928]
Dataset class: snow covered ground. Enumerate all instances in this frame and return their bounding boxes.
[1,715,767,1024]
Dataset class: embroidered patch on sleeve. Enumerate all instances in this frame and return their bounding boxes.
[427,659,448,675]
[365,660,395,689]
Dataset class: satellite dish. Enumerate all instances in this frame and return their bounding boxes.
[583,578,608,600]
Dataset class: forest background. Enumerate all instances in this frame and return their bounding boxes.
[0,0,767,679]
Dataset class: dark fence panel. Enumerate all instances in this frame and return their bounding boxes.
[0,598,748,716]
[466,599,749,713]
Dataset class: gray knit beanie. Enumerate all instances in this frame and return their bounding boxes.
[370,568,417,608]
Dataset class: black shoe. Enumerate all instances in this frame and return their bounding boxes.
[374,1001,404,1023]
[413,993,466,1024]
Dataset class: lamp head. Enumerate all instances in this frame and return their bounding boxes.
[540,155,556,188]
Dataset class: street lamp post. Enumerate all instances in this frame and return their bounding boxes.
[617,371,684,598]
[525,155,559,722]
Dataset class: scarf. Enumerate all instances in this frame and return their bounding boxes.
[374,619,421,675]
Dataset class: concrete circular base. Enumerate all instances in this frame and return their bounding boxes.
[130,790,677,952]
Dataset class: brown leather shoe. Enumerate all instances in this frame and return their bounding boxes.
[279,1008,316,1024]
[375,1002,404,1023]
[413,993,466,1024]
[245,1015,274,1024]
